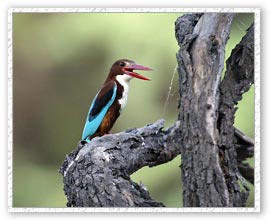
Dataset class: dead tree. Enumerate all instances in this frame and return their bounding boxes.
[59,13,254,207]
[175,13,254,207]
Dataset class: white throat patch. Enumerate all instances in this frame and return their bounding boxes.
[116,74,132,112]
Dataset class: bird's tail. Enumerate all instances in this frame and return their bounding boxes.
[84,137,91,143]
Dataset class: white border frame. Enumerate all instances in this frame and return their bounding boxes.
[7,7,260,212]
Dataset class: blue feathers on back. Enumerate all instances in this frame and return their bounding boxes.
[82,82,117,142]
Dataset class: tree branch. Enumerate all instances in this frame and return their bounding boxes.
[218,23,255,189]
[59,120,181,207]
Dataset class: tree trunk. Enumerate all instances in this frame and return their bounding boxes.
[175,13,254,207]
[59,13,254,207]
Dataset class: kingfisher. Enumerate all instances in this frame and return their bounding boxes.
[82,59,152,142]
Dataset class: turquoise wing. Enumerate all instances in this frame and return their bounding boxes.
[82,81,117,141]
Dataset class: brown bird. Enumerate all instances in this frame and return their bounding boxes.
[82,59,152,142]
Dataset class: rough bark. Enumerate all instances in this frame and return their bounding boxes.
[59,120,181,207]
[176,13,234,207]
[60,13,254,207]
[175,13,254,207]
[217,23,255,205]
[234,128,254,184]
[219,24,255,189]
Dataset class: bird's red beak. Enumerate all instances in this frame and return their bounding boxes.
[123,63,152,80]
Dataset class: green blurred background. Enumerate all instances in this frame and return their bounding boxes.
[13,12,254,208]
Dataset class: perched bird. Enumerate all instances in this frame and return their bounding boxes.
[82,59,152,142]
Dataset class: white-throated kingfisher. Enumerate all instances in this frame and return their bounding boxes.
[82,59,152,142]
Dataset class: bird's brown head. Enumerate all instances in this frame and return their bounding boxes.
[106,59,152,83]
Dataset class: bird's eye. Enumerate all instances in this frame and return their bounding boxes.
[119,62,126,67]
